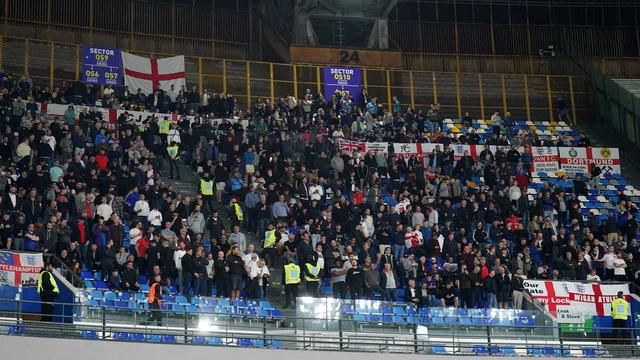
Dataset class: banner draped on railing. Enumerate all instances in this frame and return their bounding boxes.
[523,280,630,323]
[0,251,44,287]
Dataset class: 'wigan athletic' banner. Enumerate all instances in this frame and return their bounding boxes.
[0,251,44,287]
[323,66,362,104]
[523,280,629,323]
[81,46,123,85]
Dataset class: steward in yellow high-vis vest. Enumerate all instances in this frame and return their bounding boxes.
[167,142,180,180]
[229,197,243,227]
[158,117,171,135]
[283,259,300,309]
[303,255,322,297]
[611,291,630,340]
[37,263,59,322]
[200,178,214,196]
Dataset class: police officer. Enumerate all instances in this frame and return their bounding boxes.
[37,262,59,322]
[166,141,180,180]
[283,257,300,309]
[611,291,630,341]
[303,254,322,297]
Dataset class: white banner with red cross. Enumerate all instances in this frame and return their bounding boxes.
[558,147,621,176]
[531,146,560,174]
[523,280,630,323]
[0,251,44,287]
[121,52,186,95]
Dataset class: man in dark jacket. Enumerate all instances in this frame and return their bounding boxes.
[346,258,364,300]
[122,260,140,292]
[484,270,498,308]
[37,263,59,322]
[181,247,194,299]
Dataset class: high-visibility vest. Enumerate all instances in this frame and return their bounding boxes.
[305,263,321,282]
[158,120,170,134]
[167,145,179,159]
[148,282,161,304]
[611,298,629,320]
[233,203,244,221]
[37,270,59,295]
[284,263,301,285]
[200,179,214,195]
[264,230,276,249]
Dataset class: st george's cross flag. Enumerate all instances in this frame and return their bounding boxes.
[121,52,186,95]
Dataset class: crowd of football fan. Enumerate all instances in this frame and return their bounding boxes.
[0,70,639,310]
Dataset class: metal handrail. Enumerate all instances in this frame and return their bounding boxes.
[1,297,638,356]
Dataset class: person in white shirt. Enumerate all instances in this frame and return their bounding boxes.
[428,206,439,227]
[308,182,324,201]
[96,196,113,220]
[167,123,181,144]
[586,269,601,282]
[602,247,616,280]
[248,257,271,299]
[360,208,375,238]
[174,241,187,293]
[613,252,627,281]
[242,244,258,264]
[133,194,150,225]
[103,85,114,97]
[129,222,143,251]
[148,207,163,227]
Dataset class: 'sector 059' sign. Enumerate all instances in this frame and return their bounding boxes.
[81,46,123,86]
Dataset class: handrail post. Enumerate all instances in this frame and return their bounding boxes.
[339,318,343,350]
[262,315,267,347]
[413,323,418,353]
[184,311,188,344]
[101,307,106,340]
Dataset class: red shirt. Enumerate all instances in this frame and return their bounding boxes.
[95,154,109,171]
[77,223,86,245]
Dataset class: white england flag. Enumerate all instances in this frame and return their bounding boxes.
[121,52,186,95]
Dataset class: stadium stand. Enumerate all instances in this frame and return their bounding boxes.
[0,0,639,358]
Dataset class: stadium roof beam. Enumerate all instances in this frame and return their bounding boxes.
[293,0,398,49]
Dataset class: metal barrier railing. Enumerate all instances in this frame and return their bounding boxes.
[0,297,638,356]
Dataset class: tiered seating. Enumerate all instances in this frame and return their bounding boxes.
[441,119,580,145]
[79,290,283,321]
[340,301,535,329]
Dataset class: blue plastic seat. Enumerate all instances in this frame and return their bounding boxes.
[473,345,489,355]
[113,332,130,341]
[393,306,406,316]
[237,338,252,347]
[148,334,162,343]
[91,290,104,300]
[432,344,447,354]
[172,304,186,314]
[175,295,189,305]
[252,339,265,347]
[500,346,516,355]
[161,335,177,344]
[139,283,150,292]
[582,348,597,357]
[192,336,206,345]
[270,339,282,349]
[8,325,25,336]
[259,300,274,310]
[81,330,97,339]
[131,333,145,342]
[207,337,223,345]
